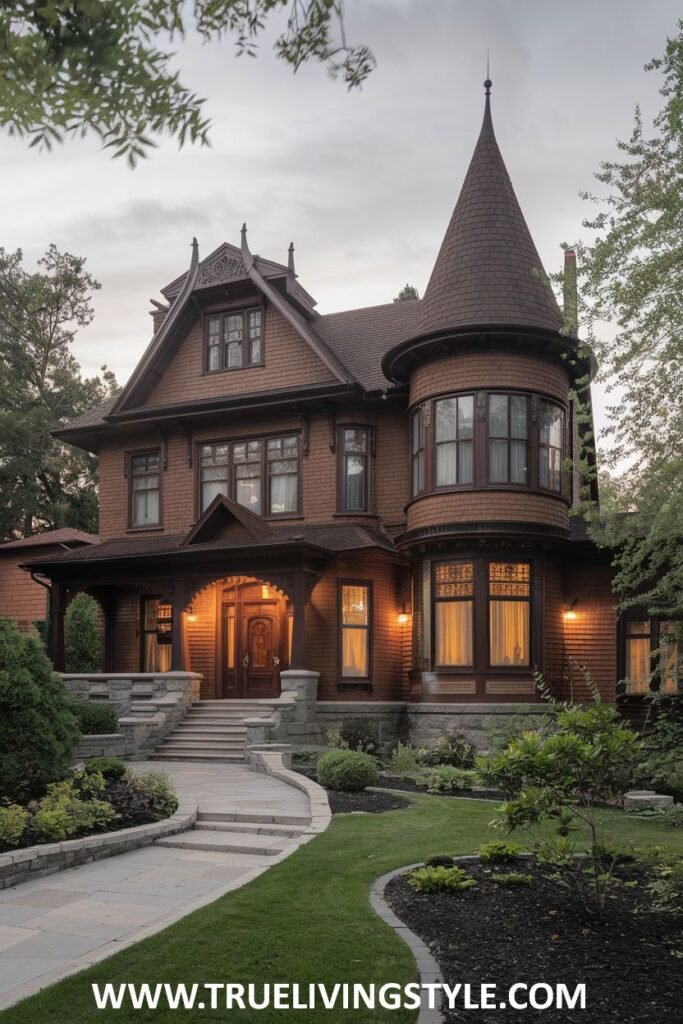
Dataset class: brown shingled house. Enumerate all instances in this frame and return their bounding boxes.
[24,84,678,742]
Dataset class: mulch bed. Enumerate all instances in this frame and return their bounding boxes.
[380,774,502,801]
[326,789,411,814]
[386,860,682,1022]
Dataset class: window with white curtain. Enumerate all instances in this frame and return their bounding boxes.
[340,428,369,512]
[435,395,474,486]
[411,404,425,496]
[488,562,530,666]
[434,562,474,666]
[199,434,300,516]
[205,308,263,372]
[340,583,371,678]
[130,451,161,527]
[141,597,172,672]
[623,618,680,695]
[539,401,564,492]
[488,394,529,484]
[267,435,299,514]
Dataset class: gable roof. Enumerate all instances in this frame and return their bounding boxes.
[0,528,98,552]
[182,494,273,546]
[414,82,563,339]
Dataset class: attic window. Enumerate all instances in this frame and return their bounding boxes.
[206,308,263,372]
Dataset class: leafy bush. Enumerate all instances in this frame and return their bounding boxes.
[478,694,640,915]
[408,865,476,892]
[483,713,556,753]
[388,741,420,774]
[339,717,380,756]
[478,839,524,864]
[491,871,533,886]
[317,749,379,792]
[645,860,683,914]
[64,593,102,673]
[30,774,118,842]
[69,699,118,735]
[85,757,127,781]
[104,770,178,828]
[0,616,79,803]
[417,730,476,769]
[130,770,178,820]
[424,854,455,867]
[664,804,683,828]
[426,766,478,793]
[0,804,29,848]
[635,695,683,802]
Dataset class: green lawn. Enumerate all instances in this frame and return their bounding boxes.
[3,795,682,1024]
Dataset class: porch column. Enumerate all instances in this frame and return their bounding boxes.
[290,570,309,670]
[49,581,66,671]
[171,578,186,671]
[102,596,116,673]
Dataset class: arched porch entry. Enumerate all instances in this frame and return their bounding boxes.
[186,574,294,700]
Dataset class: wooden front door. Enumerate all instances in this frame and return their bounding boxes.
[219,583,283,698]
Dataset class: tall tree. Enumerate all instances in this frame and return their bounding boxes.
[393,284,420,302]
[0,1,375,166]
[575,20,683,623]
[0,245,118,539]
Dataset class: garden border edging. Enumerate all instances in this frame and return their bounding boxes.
[0,802,198,890]
[248,747,331,838]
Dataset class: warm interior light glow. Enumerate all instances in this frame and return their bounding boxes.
[186,604,197,624]
[398,612,409,625]
[261,585,271,599]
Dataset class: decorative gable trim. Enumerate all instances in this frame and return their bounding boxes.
[181,494,274,547]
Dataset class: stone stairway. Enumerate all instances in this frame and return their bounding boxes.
[149,699,278,764]
[156,810,311,856]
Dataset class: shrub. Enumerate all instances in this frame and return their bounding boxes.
[30,775,118,842]
[388,741,420,774]
[64,593,102,673]
[483,713,556,753]
[478,693,640,915]
[491,871,533,887]
[317,749,379,792]
[478,840,524,864]
[426,766,478,793]
[417,730,476,769]
[0,616,79,803]
[0,804,29,848]
[104,770,178,828]
[664,805,683,828]
[69,700,118,735]
[408,865,476,892]
[85,757,127,781]
[634,694,683,800]
[424,854,455,867]
[339,717,380,756]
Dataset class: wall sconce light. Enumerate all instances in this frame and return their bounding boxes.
[186,603,197,624]
[398,600,410,626]
[562,598,578,621]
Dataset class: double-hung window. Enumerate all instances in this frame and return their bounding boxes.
[623,618,680,695]
[233,440,263,514]
[539,401,564,492]
[411,405,426,496]
[199,443,230,510]
[340,429,369,512]
[199,435,300,517]
[267,436,299,514]
[141,597,172,672]
[340,583,371,679]
[434,395,474,486]
[434,563,474,666]
[488,394,529,484]
[488,562,531,666]
[206,308,263,372]
[129,451,161,527]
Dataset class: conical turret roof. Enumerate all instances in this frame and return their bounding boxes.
[414,81,563,337]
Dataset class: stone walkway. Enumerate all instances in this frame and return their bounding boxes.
[0,761,314,1010]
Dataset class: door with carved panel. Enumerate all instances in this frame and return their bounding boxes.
[242,604,280,697]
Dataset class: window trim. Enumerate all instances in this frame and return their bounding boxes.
[486,392,530,487]
[338,579,373,682]
[486,561,532,670]
[127,448,162,530]
[433,561,475,669]
[139,595,173,672]
[336,425,372,514]
[433,393,475,491]
[203,305,265,374]
[618,613,680,696]
[408,389,569,502]
[195,431,302,520]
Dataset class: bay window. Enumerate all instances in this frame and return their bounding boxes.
[488,562,530,666]
[434,562,474,666]
[205,308,263,372]
[340,582,371,679]
[129,451,161,528]
[539,401,564,492]
[411,404,426,496]
[435,395,474,486]
[488,394,528,484]
[199,434,300,517]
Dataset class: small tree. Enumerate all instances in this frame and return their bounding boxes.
[64,593,102,673]
[0,616,79,803]
[393,284,420,302]
[477,699,639,915]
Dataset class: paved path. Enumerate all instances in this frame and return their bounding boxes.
[0,761,312,1010]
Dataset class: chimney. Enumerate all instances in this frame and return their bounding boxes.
[563,249,578,337]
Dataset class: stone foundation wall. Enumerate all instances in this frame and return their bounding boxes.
[406,703,548,752]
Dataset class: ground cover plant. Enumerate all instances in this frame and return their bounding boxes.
[3,795,682,1024]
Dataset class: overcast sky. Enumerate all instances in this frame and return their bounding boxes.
[2,0,680,438]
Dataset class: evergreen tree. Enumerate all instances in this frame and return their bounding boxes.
[0,245,118,540]
[393,284,420,302]
[64,593,102,673]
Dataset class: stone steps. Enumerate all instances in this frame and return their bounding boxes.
[149,699,280,764]
[197,810,311,826]
[149,751,246,763]
[155,830,291,856]
[195,821,307,838]
[155,807,311,856]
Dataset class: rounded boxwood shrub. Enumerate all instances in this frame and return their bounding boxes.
[85,756,127,781]
[0,616,79,803]
[69,700,118,735]
[64,593,102,673]
[317,749,379,792]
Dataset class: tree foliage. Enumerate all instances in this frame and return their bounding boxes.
[575,21,683,624]
[0,616,79,803]
[393,283,419,302]
[64,592,102,673]
[0,1,375,166]
[0,244,118,540]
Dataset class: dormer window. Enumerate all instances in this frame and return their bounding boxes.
[205,308,263,372]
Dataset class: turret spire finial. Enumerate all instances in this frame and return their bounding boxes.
[484,51,492,97]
